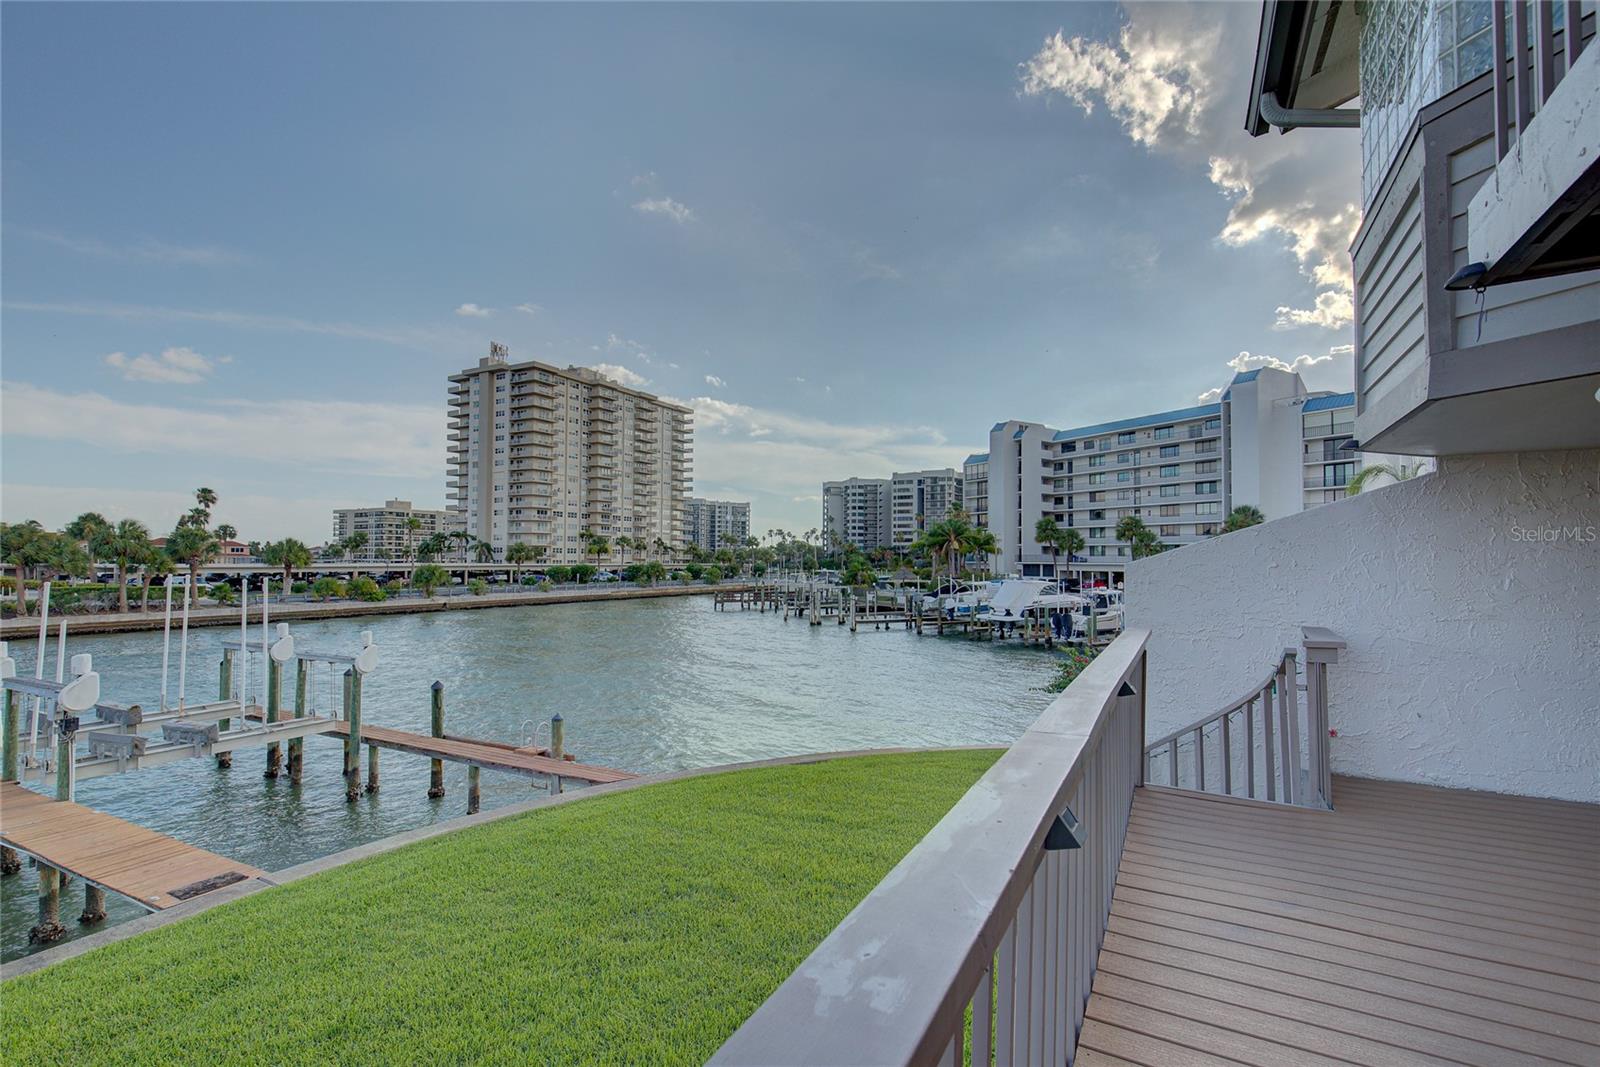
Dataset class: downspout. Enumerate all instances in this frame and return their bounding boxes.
[1258,90,1361,130]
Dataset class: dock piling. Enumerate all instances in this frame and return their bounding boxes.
[30,865,64,944]
[288,659,306,783]
[366,743,379,794]
[467,765,481,814]
[264,654,282,779]
[550,713,565,761]
[216,652,233,768]
[427,681,446,798]
[342,668,363,803]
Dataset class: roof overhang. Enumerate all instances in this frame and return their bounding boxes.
[1246,0,1361,136]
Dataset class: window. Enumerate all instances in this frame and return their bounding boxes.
[1195,501,1220,516]
[1116,471,1132,483]
[1088,455,1106,468]
[1159,465,1179,478]
[1153,426,1174,441]
[1195,459,1218,475]
[1159,485,1180,498]
[1158,504,1179,517]
[1117,431,1136,444]
[1089,509,1106,521]
[1159,525,1179,538]
[1195,481,1219,494]
[1159,444,1179,458]
[1196,523,1219,536]
[1087,473,1106,486]
[1089,527,1106,539]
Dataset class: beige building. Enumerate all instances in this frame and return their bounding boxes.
[448,343,693,563]
[331,500,448,561]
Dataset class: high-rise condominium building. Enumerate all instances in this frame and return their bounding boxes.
[889,469,964,548]
[332,499,449,561]
[963,453,989,531]
[972,366,1374,582]
[687,497,751,552]
[447,344,693,563]
[822,478,891,550]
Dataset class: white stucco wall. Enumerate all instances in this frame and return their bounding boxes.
[1127,448,1599,802]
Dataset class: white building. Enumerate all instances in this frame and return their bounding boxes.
[332,500,449,561]
[821,478,891,550]
[962,453,989,530]
[686,497,751,552]
[448,344,693,563]
[973,367,1379,582]
[889,469,963,548]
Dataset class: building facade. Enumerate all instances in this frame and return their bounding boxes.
[686,497,751,552]
[962,453,989,531]
[975,367,1376,582]
[332,500,448,561]
[889,469,963,548]
[448,344,693,563]
[821,478,891,550]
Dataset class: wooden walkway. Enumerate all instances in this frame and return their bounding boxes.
[323,722,635,784]
[1080,776,1600,1067]
[0,781,263,910]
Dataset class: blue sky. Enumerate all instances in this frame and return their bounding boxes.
[2,2,1360,540]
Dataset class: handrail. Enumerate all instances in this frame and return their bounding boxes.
[1143,627,1342,809]
[712,629,1150,1066]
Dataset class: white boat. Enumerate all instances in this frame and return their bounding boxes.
[922,579,1001,617]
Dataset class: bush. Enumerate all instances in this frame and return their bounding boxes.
[349,576,387,602]
[311,577,345,601]
[672,570,690,582]
[685,563,705,580]
[291,581,310,594]
[412,564,449,597]
[1043,647,1099,693]
[545,566,572,584]
[703,566,723,584]
[468,579,488,596]
[570,564,596,584]
[384,579,407,595]
[209,583,236,606]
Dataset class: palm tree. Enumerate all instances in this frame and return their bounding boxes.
[1347,462,1424,495]
[472,539,497,564]
[215,523,238,544]
[505,541,537,582]
[1060,527,1085,585]
[965,527,1000,578]
[615,535,632,568]
[194,487,218,524]
[260,538,312,596]
[405,516,423,559]
[1035,516,1064,584]
[914,510,978,583]
[1222,505,1265,533]
[164,524,220,599]
[94,519,153,613]
[140,553,175,612]
[1115,515,1149,559]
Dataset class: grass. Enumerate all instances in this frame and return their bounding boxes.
[1,749,998,1066]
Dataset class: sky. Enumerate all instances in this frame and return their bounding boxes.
[1,2,1362,542]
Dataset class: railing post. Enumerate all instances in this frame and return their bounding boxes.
[1263,677,1277,802]
[1495,0,1512,158]
[1301,628,1346,809]
[1535,0,1558,104]
[1281,652,1301,806]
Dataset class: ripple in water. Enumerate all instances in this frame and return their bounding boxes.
[2,595,1055,960]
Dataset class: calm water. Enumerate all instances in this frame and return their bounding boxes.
[2,594,1056,961]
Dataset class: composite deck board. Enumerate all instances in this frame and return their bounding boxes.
[322,721,634,784]
[0,781,263,910]
[1084,776,1600,1065]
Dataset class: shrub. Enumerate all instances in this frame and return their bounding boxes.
[545,566,572,584]
[310,577,345,601]
[384,579,407,595]
[703,566,723,584]
[685,563,705,580]
[291,581,310,594]
[1044,646,1099,693]
[209,583,236,606]
[349,577,387,602]
[412,564,449,597]
[672,570,690,582]
[570,564,596,584]
[468,578,488,596]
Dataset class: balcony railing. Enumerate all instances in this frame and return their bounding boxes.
[1493,0,1587,161]
[713,630,1150,1065]
[1144,629,1341,810]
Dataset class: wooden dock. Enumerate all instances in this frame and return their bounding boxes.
[323,721,635,785]
[0,781,263,910]
[1079,776,1600,1066]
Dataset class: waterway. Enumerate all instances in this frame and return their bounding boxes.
[2,594,1057,961]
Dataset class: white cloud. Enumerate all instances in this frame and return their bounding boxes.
[514,302,544,316]
[1020,25,1213,148]
[589,363,650,388]
[1225,349,1335,376]
[1020,5,1360,334]
[14,227,245,265]
[1196,386,1224,403]
[2,381,443,479]
[1197,344,1356,402]
[704,374,725,388]
[454,303,492,318]
[104,346,229,384]
[4,300,462,350]
[632,197,696,224]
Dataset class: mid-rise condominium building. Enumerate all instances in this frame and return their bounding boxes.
[332,500,449,561]
[971,366,1374,582]
[822,477,891,550]
[889,468,964,548]
[962,453,989,530]
[447,344,693,563]
[686,497,751,552]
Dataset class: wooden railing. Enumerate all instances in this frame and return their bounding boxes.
[1493,1,1590,161]
[1143,627,1343,809]
[711,629,1150,1066]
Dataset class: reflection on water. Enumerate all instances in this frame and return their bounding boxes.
[2,594,1055,960]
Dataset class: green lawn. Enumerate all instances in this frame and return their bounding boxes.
[2,749,998,1066]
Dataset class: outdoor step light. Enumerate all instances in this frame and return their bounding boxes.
[1044,805,1084,851]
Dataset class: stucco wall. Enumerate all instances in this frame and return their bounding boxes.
[1126,448,1599,802]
